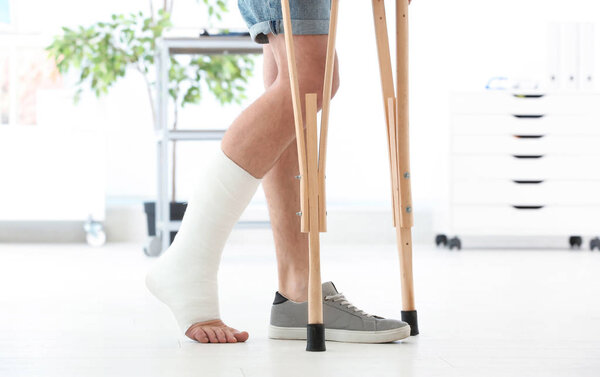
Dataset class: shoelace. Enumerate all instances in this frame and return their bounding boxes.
[324,292,374,318]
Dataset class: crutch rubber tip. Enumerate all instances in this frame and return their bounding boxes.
[401,310,419,336]
[306,324,326,352]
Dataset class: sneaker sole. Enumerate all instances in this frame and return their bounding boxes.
[268,324,411,344]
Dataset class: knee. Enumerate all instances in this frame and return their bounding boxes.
[299,65,340,109]
[301,76,326,108]
[331,68,340,99]
[273,61,340,113]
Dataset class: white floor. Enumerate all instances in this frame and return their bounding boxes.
[1,236,600,377]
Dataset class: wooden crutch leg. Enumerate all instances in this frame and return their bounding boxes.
[317,0,339,232]
[372,0,419,335]
[281,0,324,352]
[281,0,339,352]
[372,0,398,228]
[304,93,324,351]
[280,0,309,234]
[395,0,418,335]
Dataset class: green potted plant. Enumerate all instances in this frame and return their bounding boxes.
[46,1,255,243]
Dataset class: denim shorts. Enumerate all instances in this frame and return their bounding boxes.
[238,0,331,44]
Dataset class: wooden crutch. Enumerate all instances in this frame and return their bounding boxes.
[280,0,339,352]
[372,0,419,335]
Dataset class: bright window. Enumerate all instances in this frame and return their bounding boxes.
[0,37,62,126]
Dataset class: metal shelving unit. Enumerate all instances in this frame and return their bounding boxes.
[144,36,266,256]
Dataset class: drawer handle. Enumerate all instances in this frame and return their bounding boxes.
[513,134,545,139]
[512,154,544,159]
[513,180,544,184]
[512,114,545,119]
[513,94,545,98]
[512,205,545,210]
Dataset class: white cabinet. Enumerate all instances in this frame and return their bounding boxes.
[438,92,600,250]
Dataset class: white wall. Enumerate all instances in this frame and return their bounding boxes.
[331,0,600,217]
[12,0,600,228]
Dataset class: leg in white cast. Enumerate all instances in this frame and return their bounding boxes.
[146,148,260,338]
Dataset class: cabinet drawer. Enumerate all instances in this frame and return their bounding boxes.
[452,114,600,136]
[452,155,600,180]
[451,205,600,235]
[451,92,600,115]
[452,180,600,205]
[451,135,600,155]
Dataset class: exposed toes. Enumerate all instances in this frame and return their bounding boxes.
[185,321,247,343]
[232,330,249,343]
[192,328,209,343]
[214,327,228,343]
[224,329,238,343]
[203,327,219,343]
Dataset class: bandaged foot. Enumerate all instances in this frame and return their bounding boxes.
[146,148,260,340]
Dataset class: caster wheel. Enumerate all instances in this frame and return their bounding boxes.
[84,217,106,247]
[435,234,448,247]
[448,236,462,250]
[590,237,600,251]
[144,236,162,257]
[86,229,106,247]
[569,236,583,249]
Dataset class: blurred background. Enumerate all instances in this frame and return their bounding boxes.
[1,0,599,250]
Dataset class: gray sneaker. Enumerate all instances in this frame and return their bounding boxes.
[269,281,410,343]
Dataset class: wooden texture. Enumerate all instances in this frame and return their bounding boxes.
[398,227,415,309]
[371,0,397,227]
[281,0,309,232]
[373,1,416,312]
[396,0,413,228]
[396,0,415,310]
[387,97,400,228]
[306,93,323,324]
[317,0,339,232]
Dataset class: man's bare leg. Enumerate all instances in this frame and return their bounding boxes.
[263,141,310,302]
[261,44,339,303]
[221,34,337,177]
[182,34,338,343]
